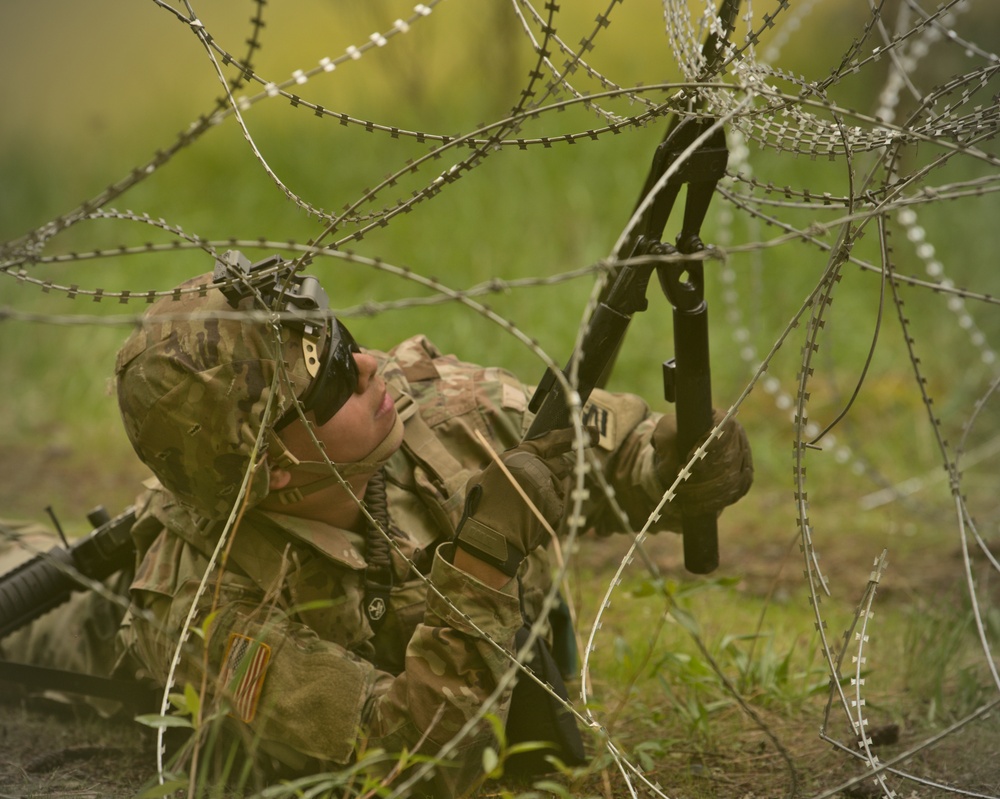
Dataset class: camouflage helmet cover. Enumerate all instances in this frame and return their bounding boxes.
[115,270,319,519]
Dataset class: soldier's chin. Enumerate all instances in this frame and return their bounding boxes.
[338,411,404,478]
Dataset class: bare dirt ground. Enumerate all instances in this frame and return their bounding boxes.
[1,451,998,798]
[2,698,998,799]
[0,701,154,799]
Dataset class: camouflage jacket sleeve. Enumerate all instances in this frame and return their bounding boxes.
[118,488,522,795]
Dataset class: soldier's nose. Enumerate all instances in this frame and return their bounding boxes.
[352,352,378,393]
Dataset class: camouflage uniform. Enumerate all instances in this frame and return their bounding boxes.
[113,334,689,794]
[3,265,751,797]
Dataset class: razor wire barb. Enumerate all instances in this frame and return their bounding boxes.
[1,0,999,796]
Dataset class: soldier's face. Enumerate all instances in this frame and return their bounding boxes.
[278,351,399,467]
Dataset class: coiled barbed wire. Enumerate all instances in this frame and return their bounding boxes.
[1,1,998,797]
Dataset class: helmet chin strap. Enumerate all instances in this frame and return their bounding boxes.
[268,412,405,506]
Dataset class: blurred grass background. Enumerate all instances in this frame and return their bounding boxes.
[1,0,997,537]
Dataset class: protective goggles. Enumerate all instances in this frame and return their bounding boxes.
[275,319,361,430]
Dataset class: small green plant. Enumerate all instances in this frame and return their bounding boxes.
[902,598,993,724]
[654,649,730,742]
[719,629,831,709]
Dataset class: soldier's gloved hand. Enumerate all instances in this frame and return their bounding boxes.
[653,409,753,517]
[455,428,583,578]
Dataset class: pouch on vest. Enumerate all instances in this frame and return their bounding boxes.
[504,625,587,778]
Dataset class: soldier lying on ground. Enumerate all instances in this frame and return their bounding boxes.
[1,254,752,796]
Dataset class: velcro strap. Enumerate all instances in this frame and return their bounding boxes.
[455,529,524,577]
[454,487,524,577]
[455,485,524,577]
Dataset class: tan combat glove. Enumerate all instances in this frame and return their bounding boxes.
[653,409,754,516]
[455,428,582,578]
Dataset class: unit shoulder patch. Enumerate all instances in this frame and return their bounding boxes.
[581,396,617,450]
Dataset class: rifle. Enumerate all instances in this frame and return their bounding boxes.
[0,505,136,641]
[526,0,738,573]
[0,505,153,705]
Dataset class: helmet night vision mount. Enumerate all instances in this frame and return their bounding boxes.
[212,249,329,339]
[212,250,361,429]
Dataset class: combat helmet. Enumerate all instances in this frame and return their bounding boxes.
[115,251,361,519]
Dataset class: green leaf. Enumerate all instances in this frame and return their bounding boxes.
[482,745,500,776]
[629,576,667,598]
[483,711,507,748]
[134,713,194,730]
[669,604,701,636]
[167,692,189,714]
[530,779,573,798]
[506,740,551,757]
[183,682,202,721]
[135,779,189,799]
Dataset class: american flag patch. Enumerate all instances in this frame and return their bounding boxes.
[220,633,271,723]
